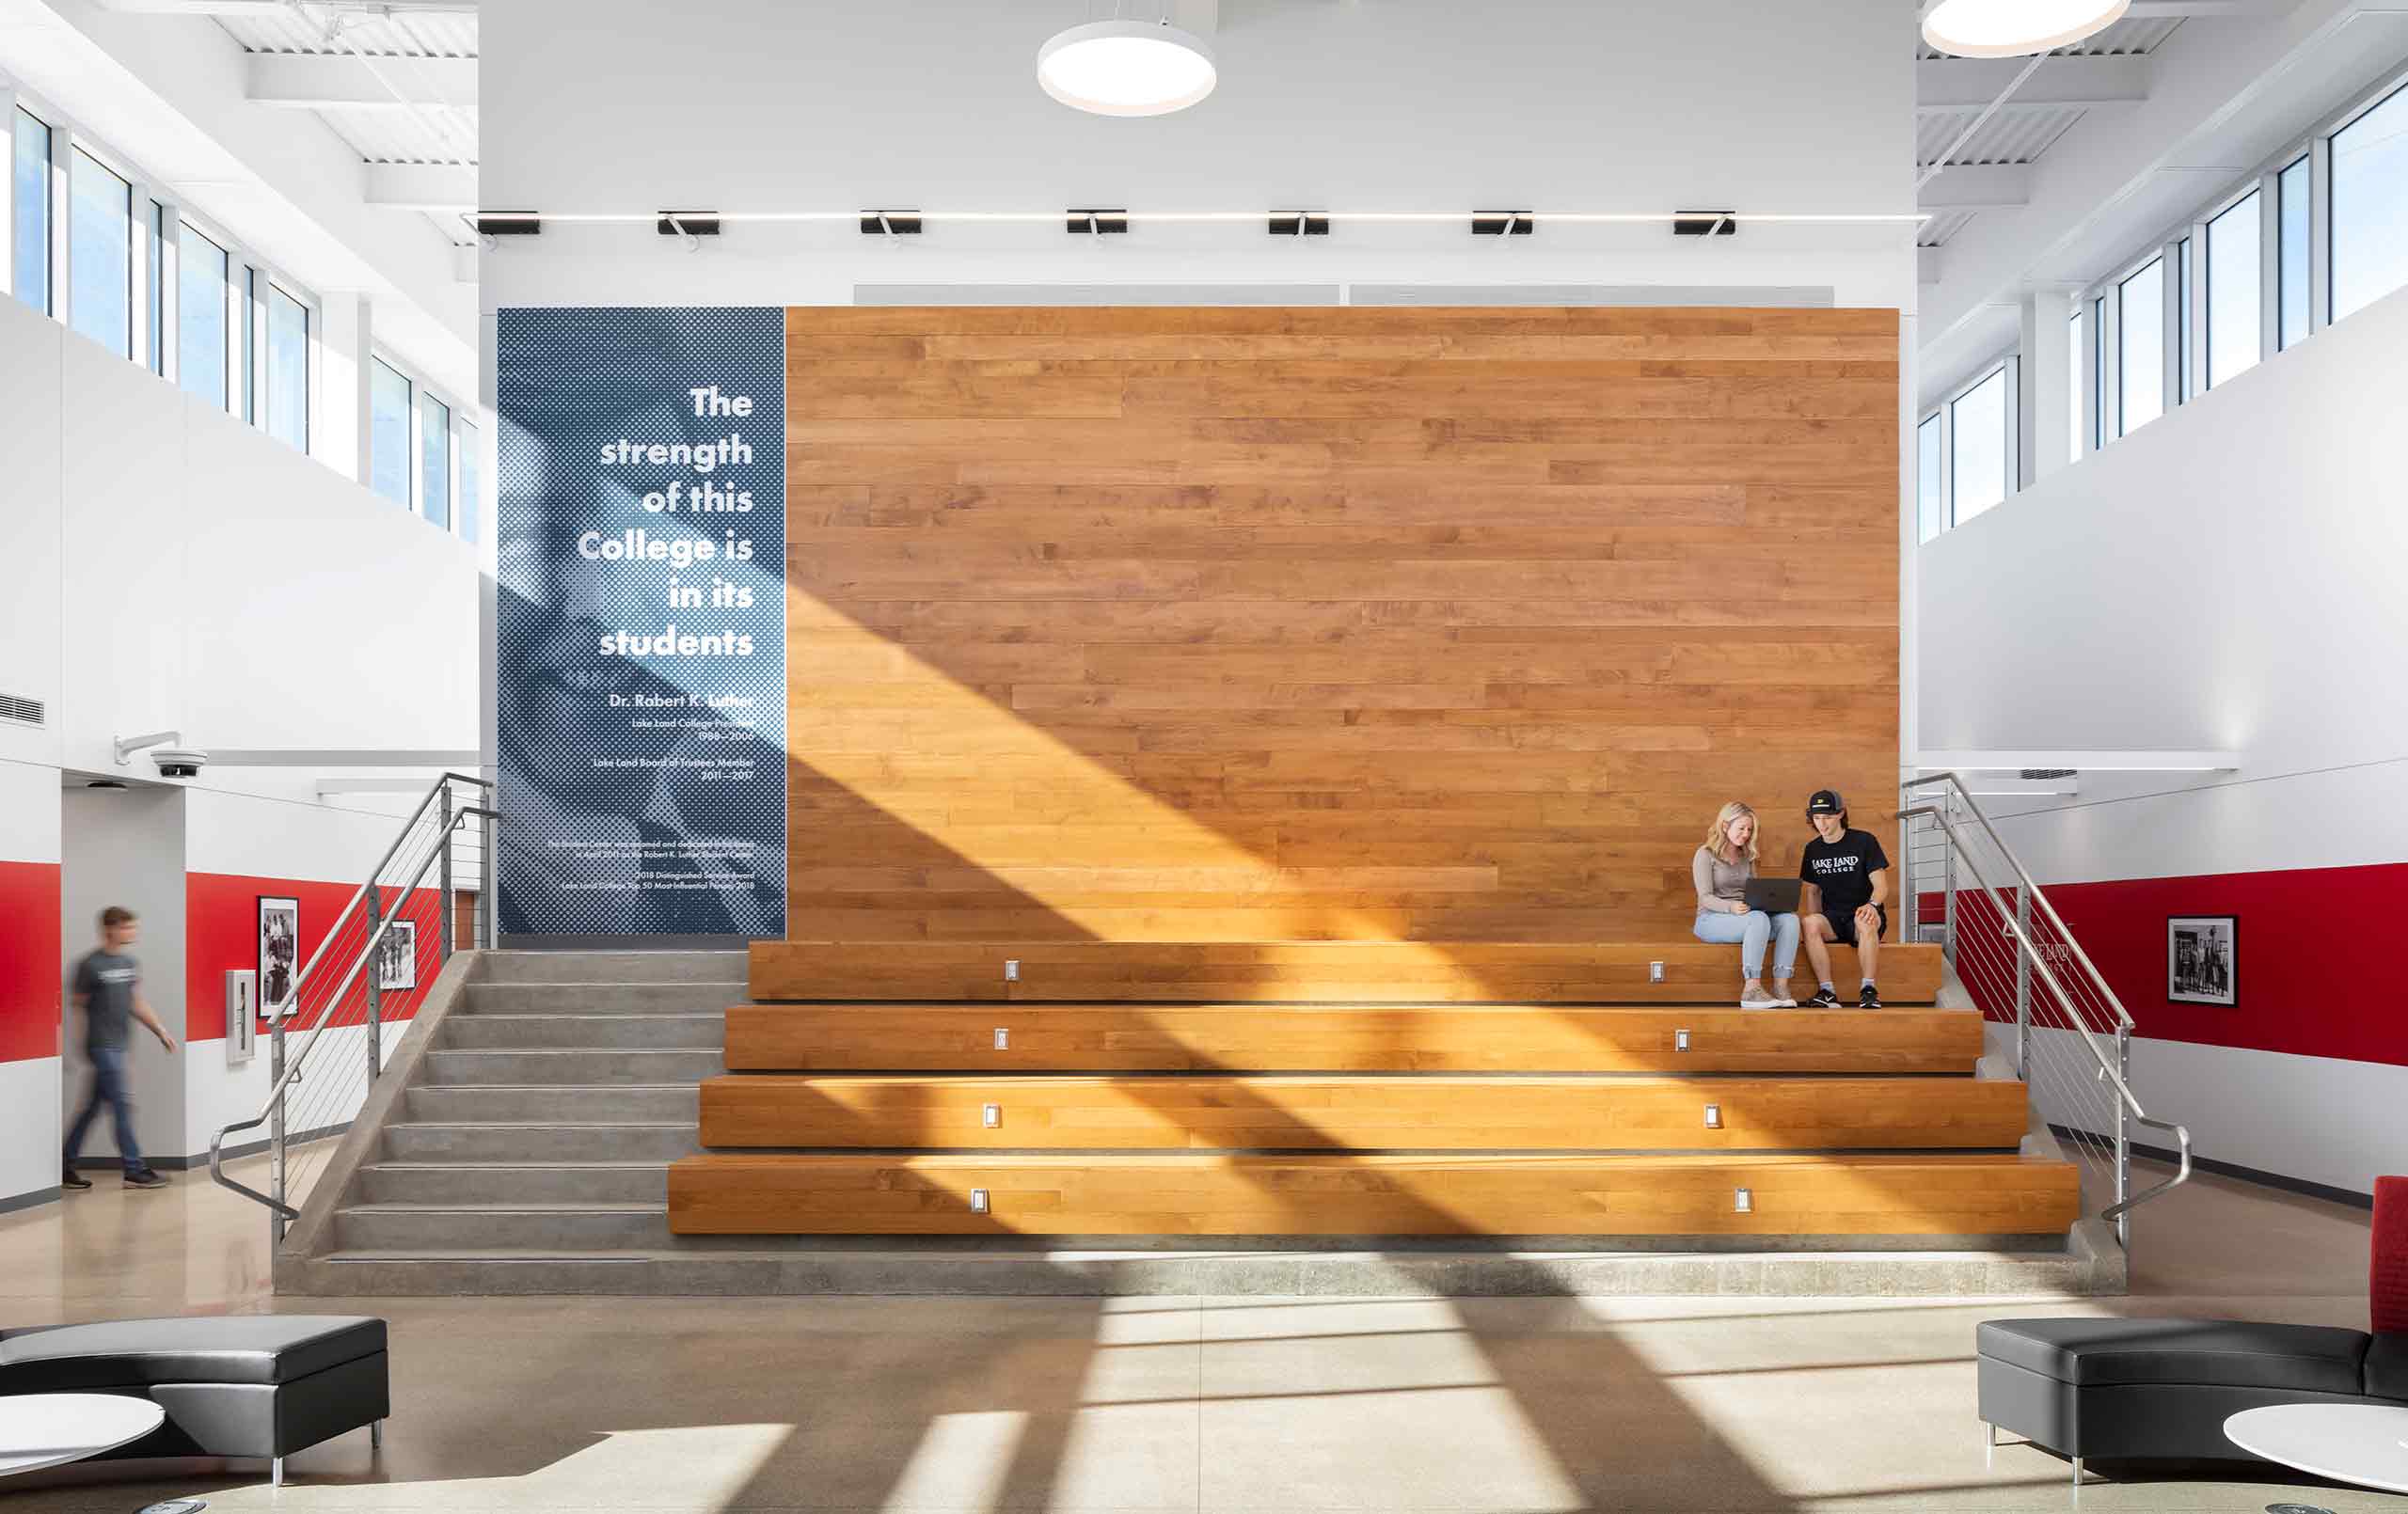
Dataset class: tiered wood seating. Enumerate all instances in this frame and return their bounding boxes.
[668,941,2079,1241]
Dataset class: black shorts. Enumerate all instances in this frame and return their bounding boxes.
[1826,903,1887,947]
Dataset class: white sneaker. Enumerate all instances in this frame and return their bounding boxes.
[1739,986,1790,1011]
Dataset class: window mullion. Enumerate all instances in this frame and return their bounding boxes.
[2102,280,2124,439]
[2308,134,2333,332]
[0,82,16,305]
[2258,169,2281,360]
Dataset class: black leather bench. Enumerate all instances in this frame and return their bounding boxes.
[1978,1317,2408,1492]
[0,1315,388,1486]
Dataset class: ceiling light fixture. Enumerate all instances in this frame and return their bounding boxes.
[1038,18,1217,117]
[1920,0,2128,57]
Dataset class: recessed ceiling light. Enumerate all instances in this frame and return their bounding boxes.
[1037,19,1217,117]
[1921,0,2129,57]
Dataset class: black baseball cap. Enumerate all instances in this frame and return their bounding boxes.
[1807,789,1846,817]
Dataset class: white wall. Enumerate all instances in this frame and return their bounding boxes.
[59,783,186,1168]
[1921,279,2408,1194]
[0,286,485,1197]
[479,0,1917,316]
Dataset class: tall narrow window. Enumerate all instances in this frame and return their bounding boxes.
[1916,413,1942,544]
[459,422,482,546]
[9,109,47,315]
[2278,155,2310,350]
[2068,308,2083,460]
[266,284,309,449]
[242,267,257,422]
[146,203,166,375]
[371,359,412,506]
[69,147,132,356]
[1950,367,2008,526]
[2176,236,2194,402]
[418,390,452,528]
[2119,257,2165,435]
[177,223,229,409]
[2206,189,2261,387]
[2333,81,2408,323]
[2091,295,2107,447]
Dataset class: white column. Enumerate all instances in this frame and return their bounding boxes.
[314,292,372,482]
[2020,288,2075,485]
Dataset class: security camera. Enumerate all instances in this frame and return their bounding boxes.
[151,748,208,779]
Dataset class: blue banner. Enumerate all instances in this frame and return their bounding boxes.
[495,308,786,937]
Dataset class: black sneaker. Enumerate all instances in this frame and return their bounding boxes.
[1858,983,1882,1009]
[1803,988,1843,1009]
[61,1166,91,1191]
[123,1169,170,1190]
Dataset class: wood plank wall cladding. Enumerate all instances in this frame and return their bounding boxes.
[784,306,1902,943]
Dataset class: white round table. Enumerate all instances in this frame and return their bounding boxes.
[0,1393,166,1477]
[2226,1403,2408,1494]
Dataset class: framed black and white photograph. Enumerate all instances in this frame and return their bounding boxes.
[2168,915,2238,1006]
[376,920,417,993]
[257,896,299,1018]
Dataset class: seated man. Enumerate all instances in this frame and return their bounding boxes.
[1797,788,1890,1008]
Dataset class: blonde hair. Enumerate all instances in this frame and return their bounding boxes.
[1705,801,1760,864]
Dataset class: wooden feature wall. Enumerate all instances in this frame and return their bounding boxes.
[784,306,1901,942]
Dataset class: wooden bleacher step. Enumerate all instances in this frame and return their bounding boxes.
[724,1003,1983,1073]
[667,1152,2080,1238]
[697,1073,2028,1151]
[750,940,1946,1004]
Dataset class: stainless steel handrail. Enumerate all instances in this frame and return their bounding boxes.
[208,775,492,1222]
[1899,776,2194,1243]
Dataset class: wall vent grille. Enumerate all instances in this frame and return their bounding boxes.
[0,694,43,728]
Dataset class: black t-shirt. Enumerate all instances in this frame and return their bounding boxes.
[1799,828,1890,917]
[72,950,139,1050]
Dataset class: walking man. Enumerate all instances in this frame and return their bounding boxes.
[63,907,177,1191]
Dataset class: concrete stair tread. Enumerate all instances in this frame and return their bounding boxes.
[390,1120,696,1129]
[363,1160,669,1171]
[341,1202,666,1214]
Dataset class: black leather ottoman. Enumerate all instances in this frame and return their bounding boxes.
[0,1315,388,1486]
[1978,1317,2405,1495]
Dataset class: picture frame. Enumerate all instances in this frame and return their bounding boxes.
[2167,915,2238,1006]
[257,896,300,1019]
[376,919,417,993]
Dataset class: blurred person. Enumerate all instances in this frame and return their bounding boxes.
[62,907,178,1191]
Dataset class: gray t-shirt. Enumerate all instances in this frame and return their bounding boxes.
[72,950,139,1050]
[1692,845,1753,909]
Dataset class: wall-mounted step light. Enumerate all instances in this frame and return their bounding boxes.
[969,1188,990,1214]
[1733,1186,1753,1214]
[473,213,542,237]
[861,211,924,236]
[992,1027,1010,1050]
[1703,1102,1723,1130]
[1004,958,1020,982]
[1471,212,1534,236]
[1268,213,1329,237]
[983,1103,1003,1129]
[1067,208,1130,234]
[1673,212,1738,237]
[1675,1028,1691,1053]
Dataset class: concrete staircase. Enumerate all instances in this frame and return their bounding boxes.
[294,952,734,1285]
[278,949,2124,1297]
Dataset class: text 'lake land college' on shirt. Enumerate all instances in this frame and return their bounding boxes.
[1799,828,1889,916]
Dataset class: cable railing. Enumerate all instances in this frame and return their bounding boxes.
[210,773,495,1238]
[1898,773,2191,1257]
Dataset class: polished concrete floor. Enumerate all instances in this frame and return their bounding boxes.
[0,1159,2388,1513]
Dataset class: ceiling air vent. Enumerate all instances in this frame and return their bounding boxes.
[0,693,43,728]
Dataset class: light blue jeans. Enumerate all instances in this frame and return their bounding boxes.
[1693,907,1800,980]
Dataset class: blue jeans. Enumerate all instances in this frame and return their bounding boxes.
[64,1045,146,1176]
[1693,907,1800,980]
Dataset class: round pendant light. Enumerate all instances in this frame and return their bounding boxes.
[1037,19,1217,117]
[1921,0,2130,57]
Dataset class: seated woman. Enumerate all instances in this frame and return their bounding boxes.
[1691,800,1799,1009]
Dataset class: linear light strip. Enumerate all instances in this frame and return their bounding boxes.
[513,209,1931,227]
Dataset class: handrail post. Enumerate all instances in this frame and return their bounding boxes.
[366,880,384,1084]
[269,1014,287,1244]
[481,797,497,948]
[2015,884,2032,1081]
[2116,1025,2133,1255]
[1941,828,1957,970]
[438,781,455,966]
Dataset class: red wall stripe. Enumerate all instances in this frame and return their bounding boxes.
[1938,860,2408,1067]
[0,860,63,1065]
[183,872,444,1043]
